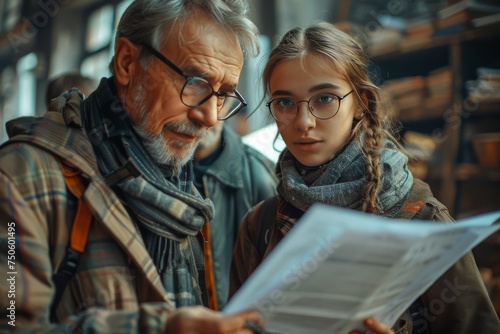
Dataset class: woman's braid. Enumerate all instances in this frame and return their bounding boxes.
[359,109,384,213]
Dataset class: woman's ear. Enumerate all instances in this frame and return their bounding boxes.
[355,90,369,119]
[113,37,140,87]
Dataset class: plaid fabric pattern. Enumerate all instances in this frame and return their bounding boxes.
[0,90,175,333]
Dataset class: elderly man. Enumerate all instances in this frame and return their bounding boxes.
[0,0,262,332]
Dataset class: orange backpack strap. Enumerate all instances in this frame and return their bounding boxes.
[50,160,92,322]
[202,222,218,310]
[59,161,92,252]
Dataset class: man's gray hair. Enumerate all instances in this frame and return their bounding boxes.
[109,0,260,74]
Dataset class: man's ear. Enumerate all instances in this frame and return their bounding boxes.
[114,37,140,86]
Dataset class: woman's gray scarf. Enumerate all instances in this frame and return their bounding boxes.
[81,78,214,307]
[276,139,413,234]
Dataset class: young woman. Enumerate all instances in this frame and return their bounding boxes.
[230,22,499,334]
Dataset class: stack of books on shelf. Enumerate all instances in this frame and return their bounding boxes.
[471,11,500,26]
[466,67,500,103]
[400,16,436,51]
[380,76,426,121]
[337,16,405,58]
[425,66,453,110]
[435,0,500,34]
[366,26,403,57]
[381,68,455,122]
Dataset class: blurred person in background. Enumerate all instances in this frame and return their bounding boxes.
[193,111,277,309]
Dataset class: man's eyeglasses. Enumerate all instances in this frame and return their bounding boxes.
[142,44,246,120]
[266,90,354,124]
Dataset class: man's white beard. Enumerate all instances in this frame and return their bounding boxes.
[196,124,221,150]
[129,83,205,168]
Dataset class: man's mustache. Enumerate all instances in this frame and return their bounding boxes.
[163,121,207,139]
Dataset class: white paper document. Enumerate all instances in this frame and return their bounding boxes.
[224,204,500,334]
[242,123,285,163]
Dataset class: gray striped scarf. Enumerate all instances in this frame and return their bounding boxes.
[276,139,413,234]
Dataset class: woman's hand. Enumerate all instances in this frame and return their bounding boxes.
[348,317,394,334]
[166,306,263,334]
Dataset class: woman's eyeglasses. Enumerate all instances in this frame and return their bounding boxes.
[267,90,353,124]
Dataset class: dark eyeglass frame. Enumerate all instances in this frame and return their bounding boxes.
[141,44,247,120]
[266,90,354,124]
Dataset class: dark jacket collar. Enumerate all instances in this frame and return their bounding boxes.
[200,125,245,189]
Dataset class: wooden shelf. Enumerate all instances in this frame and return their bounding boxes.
[467,101,500,116]
[369,22,500,59]
[369,20,500,217]
[456,163,500,181]
[398,101,451,123]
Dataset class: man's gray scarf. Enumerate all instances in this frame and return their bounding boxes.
[81,78,214,307]
[276,139,413,233]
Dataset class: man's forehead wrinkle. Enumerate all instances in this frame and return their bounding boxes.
[157,11,243,91]
[181,56,240,91]
[177,26,198,47]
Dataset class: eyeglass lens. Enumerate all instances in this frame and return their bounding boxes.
[269,93,341,123]
[182,77,242,120]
